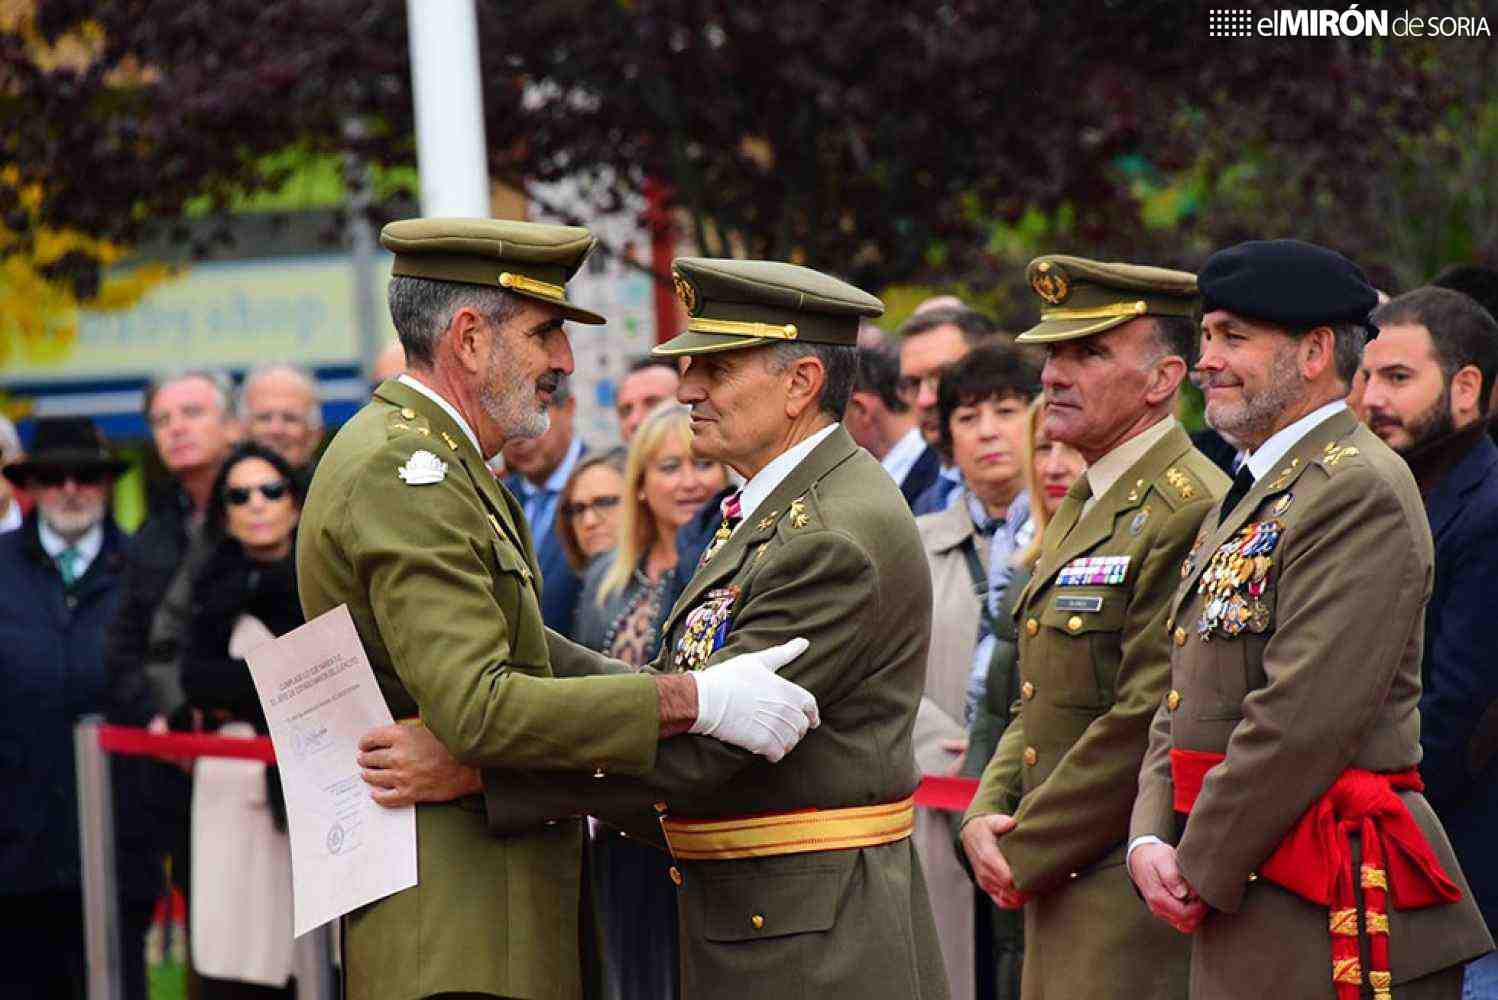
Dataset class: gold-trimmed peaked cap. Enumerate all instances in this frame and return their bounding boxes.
[1017,254,1198,343]
[654,257,884,356]
[379,217,605,325]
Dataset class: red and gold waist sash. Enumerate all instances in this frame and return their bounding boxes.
[1171,749,1462,1000]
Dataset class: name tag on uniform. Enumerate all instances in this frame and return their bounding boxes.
[1057,555,1130,587]
[1054,595,1104,612]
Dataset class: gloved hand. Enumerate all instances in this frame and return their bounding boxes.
[689,638,817,761]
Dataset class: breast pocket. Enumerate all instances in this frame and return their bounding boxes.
[489,540,548,672]
[1038,587,1128,709]
[1194,586,1275,720]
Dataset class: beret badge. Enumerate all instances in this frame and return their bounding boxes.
[672,270,698,314]
[1031,261,1070,305]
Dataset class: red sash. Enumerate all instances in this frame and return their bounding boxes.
[1170,749,1462,1000]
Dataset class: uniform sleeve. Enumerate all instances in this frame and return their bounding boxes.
[481,528,883,831]
[964,708,1025,823]
[348,443,660,775]
[1129,699,1177,843]
[1175,470,1429,913]
[999,499,1210,893]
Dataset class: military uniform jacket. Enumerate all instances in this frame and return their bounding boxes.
[297,379,662,1000]
[480,426,949,1000]
[965,422,1225,1000]
[1131,409,1493,996]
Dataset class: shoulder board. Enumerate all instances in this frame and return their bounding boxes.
[1153,463,1209,511]
[385,408,433,441]
[1315,436,1365,475]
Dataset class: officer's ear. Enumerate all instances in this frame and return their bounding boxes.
[445,306,489,376]
[782,354,827,421]
[1297,325,1337,383]
[1144,354,1188,407]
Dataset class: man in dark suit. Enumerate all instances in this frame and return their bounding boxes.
[847,345,935,507]
[502,375,586,633]
[1362,285,1498,995]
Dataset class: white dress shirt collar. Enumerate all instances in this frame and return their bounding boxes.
[38,518,104,576]
[396,374,485,458]
[1243,400,1347,482]
[737,423,840,526]
[880,426,926,486]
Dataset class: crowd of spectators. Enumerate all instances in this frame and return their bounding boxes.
[5,259,1498,1000]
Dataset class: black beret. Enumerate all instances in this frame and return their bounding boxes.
[1199,239,1380,338]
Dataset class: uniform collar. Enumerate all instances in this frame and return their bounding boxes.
[737,423,840,525]
[1084,416,1178,508]
[1243,400,1347,482]
[396,373,485,457]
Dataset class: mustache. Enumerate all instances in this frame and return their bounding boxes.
[536,371,563,394]
[1366,410,1402,429]
[1191,372,1240,390]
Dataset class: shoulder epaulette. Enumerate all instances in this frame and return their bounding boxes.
[385,406,433,441]
[1316,437,1364,474]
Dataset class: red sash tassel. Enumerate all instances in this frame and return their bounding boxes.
[1170,749,1462,1000]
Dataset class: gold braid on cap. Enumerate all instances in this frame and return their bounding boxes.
[1040,301,1149,321]
[498,272,566,302]
[686,317,799,341]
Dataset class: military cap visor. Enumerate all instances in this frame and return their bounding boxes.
[1016,256,1198,344]
[380,218,606,325]
[1198,239,1380,337]
[655,257,884,356]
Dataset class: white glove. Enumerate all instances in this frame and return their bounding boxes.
[689,638,818,761]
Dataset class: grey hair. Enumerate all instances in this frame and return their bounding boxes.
[1301,322,1366,387]
[386,275,521,368]
[0,413,20,463]
[237,363,323,430]
[762,342,858,419]
[143,369,234,418]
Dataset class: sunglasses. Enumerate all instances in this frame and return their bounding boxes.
[561,495,622,519]
[32,469,109,488]
[224,481,290,506]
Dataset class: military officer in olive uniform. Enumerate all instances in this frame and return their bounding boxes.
[300,220,818,1000]
[365,257,949,1000]
[960,256,1227,1000]
[1128,240,1492,999]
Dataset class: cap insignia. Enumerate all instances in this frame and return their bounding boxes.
[1031,261,1071,305]
[672,270,698,314]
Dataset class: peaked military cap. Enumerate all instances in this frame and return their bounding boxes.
[1017,255,1198,343]
[1199,239,1380,337]
[380,217,605,325]
[654,257,884,356]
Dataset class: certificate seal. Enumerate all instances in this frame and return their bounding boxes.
[327,821,346,855]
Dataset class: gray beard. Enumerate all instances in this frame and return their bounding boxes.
[1205,345,1304,442]
[480,349,549,441]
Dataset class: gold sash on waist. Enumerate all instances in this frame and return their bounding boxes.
[659,796,916,861]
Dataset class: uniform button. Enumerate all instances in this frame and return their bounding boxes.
[401,407,416,419]
[750,914,765,930]
[1025,618,1039,637]
[1023,747,1038,766]
[65,595,78,610]
[1021,681,1035,701]
[1173,627,1187,647]
[592,767,605,779]
[1066,615,1083,633]
[1166,690,1181,711]
[669,866,683,886]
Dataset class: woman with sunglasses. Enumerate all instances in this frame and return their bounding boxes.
[572,403,727,1000]
[179,441,306,998]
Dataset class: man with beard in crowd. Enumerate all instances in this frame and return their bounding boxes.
[1362,285,1498,996]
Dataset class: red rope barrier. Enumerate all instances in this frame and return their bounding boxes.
[98,724,276,764]
[94,724,981,811]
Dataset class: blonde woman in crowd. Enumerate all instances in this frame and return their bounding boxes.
[571,402,727,1000]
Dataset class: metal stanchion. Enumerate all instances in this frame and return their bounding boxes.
[295,923,338,1000]
[75,714,124,1000]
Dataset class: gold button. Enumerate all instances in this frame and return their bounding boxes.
[669,866,683,886]
[400,407,416,419]
[1023,747,1038,766]
[1247,872,1258,882]
[1167,690,1181,711]
[1025,618,1039,637]
[1173,627,1186,647]
[750,914,765,930]
[1067,615,1083,633]
[1021,681,1035,700]
[592,767,605,779]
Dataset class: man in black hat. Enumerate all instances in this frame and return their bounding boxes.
[1128,240,1492,998]
[0,418,156,1000]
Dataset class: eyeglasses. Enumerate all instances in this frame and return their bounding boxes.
[896,373,942,402]
[224,481,290,505]
[32,469,108,488]
[561,495,622,520]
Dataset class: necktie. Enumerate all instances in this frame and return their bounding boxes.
[699,492,742,566]
[1218,465,1256,526]
[1045,474,1092,550]
[55,546,81,587]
